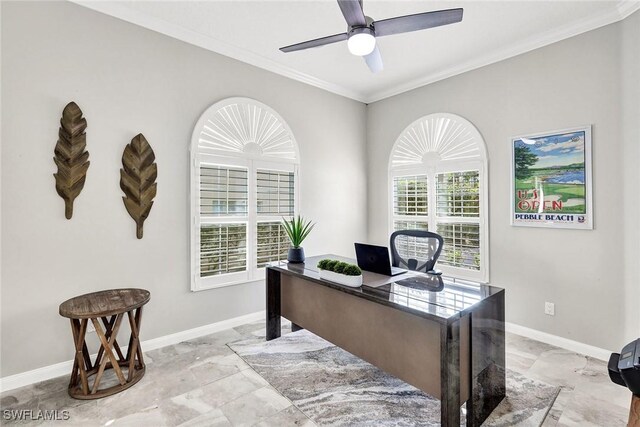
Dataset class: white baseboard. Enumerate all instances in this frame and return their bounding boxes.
[0,360,77,395]
[0,310,265,393]
[141,310,265,353]
[506,322,612,361]
[1,314,611,393]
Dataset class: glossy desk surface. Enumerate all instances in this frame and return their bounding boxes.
[268,254,504,324]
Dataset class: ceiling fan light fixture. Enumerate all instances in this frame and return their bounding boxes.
[347,27,376,56]
[279,2,464,73]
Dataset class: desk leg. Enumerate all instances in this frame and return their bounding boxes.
[266,268,281,341]
[467,291,506,427]
[440,319,461,427]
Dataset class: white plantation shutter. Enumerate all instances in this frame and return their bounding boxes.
[392,176,431,266]
[200,223,247,277]
[191,98,299,291]
[436,171,481,271]
[198,164,249,282]
[255,168,295,268]
[256,222,290,268]
[392,175,429,230]
[436,223,480,271]
[391,170,485,278]
[389,113,488,282]
[393,220,428,231]
[200,166,248,216]
[436,172,480,218]
[257,170,295,216]
[393,175,428,216]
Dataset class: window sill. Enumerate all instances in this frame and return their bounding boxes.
[439,266,488,284]
[191,277,265,292]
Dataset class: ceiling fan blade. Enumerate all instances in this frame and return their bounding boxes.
[337,0,366,27]
[364,45,383,73]
[280,32,348,53]
[373,8,463,37]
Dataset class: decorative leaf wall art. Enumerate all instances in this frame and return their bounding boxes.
[120,134,157,239]
[53,102,90,219]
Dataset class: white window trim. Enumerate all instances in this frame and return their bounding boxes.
[388,113,489,283]
[190,98,300,292]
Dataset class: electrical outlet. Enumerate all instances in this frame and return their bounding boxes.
[544,302,555,316]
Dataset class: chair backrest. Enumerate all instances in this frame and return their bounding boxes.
[390,230,444,273]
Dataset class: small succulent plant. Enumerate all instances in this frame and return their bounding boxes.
[317,259,362,276]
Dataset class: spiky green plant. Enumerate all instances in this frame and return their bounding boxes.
[282,215,315,248]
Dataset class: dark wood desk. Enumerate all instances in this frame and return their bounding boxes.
[266,255,505,427]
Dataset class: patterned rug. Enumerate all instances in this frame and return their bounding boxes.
[229,330,560,426]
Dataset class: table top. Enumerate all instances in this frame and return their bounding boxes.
[268,254,504,323]
[59,288,150,319]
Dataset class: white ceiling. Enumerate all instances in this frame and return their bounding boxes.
[76,0,639,103]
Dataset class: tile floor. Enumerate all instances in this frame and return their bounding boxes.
[0,319,632,426]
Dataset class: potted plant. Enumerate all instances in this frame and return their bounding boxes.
[282,215,315,263]
[317,259,363,287]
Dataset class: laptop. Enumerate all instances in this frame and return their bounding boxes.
[354,243,406,276]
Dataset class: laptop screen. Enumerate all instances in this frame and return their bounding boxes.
[354,243,393,276]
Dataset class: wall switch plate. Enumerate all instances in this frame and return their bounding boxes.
[544,302,555,316]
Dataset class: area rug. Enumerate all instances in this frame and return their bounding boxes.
[228,330,560,427]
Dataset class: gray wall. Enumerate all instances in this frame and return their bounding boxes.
[0,1,367,376]
[366,18,636,351]
[621,11,640,342]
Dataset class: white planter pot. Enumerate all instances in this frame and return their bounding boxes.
[319,269,363,288]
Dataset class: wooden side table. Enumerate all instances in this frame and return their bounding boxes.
[59,288,150,399]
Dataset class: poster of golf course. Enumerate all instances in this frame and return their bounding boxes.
[511,126,592,229]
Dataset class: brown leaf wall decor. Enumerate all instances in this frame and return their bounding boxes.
[53,102,90,219]
[120,133,157,239]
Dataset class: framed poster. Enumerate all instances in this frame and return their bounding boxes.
[510,125,592,229]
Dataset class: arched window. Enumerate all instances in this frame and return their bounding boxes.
[191,97,299,291]
[389,113,489,282]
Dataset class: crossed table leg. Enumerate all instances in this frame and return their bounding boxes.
[68,307,146,399]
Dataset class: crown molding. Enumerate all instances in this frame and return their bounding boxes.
[69,0,369,103]
[366,1,640,103]
[618,0,640,19]
[70,0,639,105]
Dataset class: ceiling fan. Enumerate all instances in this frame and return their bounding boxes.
[279,0,463,73]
